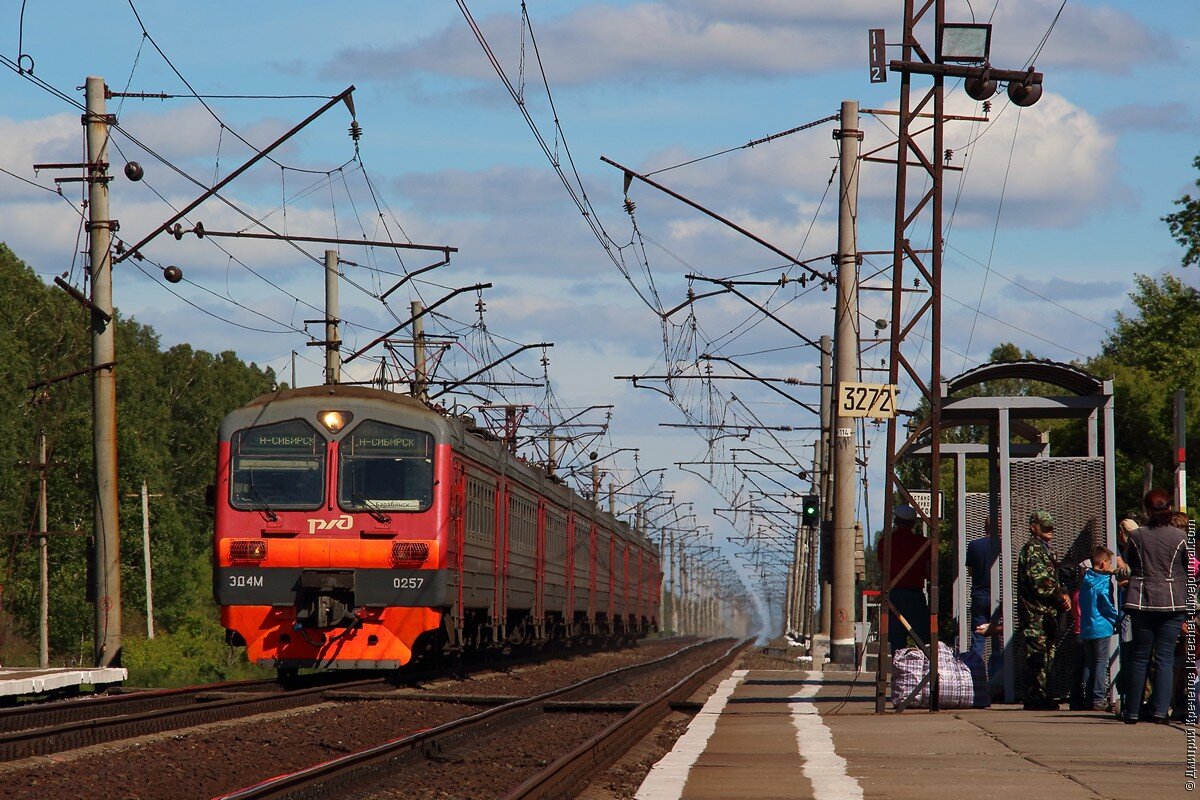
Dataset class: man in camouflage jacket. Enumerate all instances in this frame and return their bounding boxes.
[1017,510,1072,710]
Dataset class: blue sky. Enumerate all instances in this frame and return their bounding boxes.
[3,0,1198,628]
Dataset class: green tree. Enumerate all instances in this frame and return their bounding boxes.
[1164,154,1200,268]
[0,243,276,672]
[1089,273,1200,513]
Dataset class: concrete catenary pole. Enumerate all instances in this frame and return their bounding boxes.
[831,99,862,666]
[662,527,672,633]
[818,334,833,637]
[86,76,122,667]
[411,299,428,401]
[324,250,341,385]
[668,532,677,634]
[37,432,48,668]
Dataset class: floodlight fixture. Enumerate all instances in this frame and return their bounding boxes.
[938,22,991,64]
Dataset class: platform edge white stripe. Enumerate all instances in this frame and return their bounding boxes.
[790,681,864,800]
[633,668,748,800]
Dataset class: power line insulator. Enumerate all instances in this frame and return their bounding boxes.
[623,197,636,216]
[965,75,997,101]
[163,265,183,283]
[124,162,144,181]
[1007,80,1043,107]
[348,121,363,142]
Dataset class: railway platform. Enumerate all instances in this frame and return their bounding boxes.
[0,666,126,700]
[635,668,1194,800]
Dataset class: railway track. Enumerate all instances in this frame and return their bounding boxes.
[0,678,285,735]
[0,638,673,765]
[214,637,747,800]
[0,675,390,762]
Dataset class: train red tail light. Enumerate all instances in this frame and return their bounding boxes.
[390,541,429,566]
[230,540,268,563]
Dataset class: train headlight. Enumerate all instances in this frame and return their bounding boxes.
[230,540,267,563]
[391,541,429,566]
[318,410,352,433]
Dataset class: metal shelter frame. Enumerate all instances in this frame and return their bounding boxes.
[909,360,1116,704]
[873,0,1047,714]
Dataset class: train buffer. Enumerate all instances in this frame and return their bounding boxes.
[631,668,1192,800]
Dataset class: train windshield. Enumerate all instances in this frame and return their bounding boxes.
[230,419,325,510]
[338,420,434,513]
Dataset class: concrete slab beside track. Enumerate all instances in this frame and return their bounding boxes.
[0,668,125,699]
[635,669,1195,800]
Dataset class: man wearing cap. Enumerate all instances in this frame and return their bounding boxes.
[1017,510,1072,710]
[878,504,930,654]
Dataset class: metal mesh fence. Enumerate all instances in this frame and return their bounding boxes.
[1009,457,1107,700]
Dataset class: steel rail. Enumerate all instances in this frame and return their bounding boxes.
[0,677,281,734]
[503,638,751,800]
[214,639,735,800]
[0,676,388,762]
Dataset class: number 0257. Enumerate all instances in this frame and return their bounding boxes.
[837,381,897,419]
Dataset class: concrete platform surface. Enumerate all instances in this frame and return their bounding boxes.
[0,667,126,697]
[636,669,1196,800]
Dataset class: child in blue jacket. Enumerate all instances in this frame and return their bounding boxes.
[1078,546,1120,711]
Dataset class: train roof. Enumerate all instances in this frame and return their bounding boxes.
[242,384,429,410]
[224,384,660,552]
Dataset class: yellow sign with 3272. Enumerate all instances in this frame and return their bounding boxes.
[837,381,897,419]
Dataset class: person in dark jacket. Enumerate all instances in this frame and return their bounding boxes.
[1121,489,1190,724]
[879,504,930,654]
[965,534,998,660]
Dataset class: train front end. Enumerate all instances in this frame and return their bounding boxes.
[213,386,452,671]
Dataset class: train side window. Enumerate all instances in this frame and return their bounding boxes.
[339,421,434,513]
[230,419,325,510]
[465,476,495,544]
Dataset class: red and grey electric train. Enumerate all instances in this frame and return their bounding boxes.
[213,385,661,672]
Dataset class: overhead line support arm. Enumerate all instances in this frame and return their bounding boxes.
[600,155,835,285]
[345,283,492,364]
[115,86,357,264]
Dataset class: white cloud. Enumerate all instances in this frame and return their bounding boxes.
[324,0,1174,87]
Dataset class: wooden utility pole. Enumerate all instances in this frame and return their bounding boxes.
[127,481,163,638]
[86,75,122,668]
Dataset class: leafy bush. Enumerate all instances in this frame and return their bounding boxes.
[122,615,270,687]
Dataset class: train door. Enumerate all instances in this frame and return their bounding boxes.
[622,540,630,627]
[607,535,616,625]
[635,546,643,628]
[535,500,546,638]
[494,479,507,638]
[588,522,598,625]
[565,513,575,622]
[450,460,467,644]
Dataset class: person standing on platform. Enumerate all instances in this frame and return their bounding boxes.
[1018,510,1072,710]
[1121,489,1189,724]
[965,534,999,660]
[1078,546,1120,711]
[879,504,930,654]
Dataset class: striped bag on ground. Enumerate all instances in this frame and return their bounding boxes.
[891,641,986,709]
